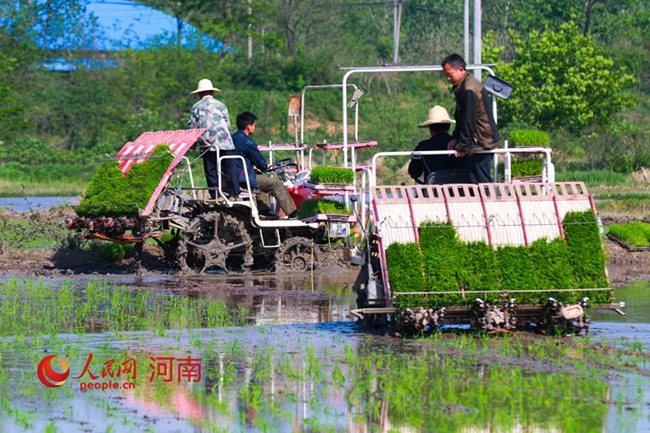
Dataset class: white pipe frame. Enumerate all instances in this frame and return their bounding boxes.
[300,84,360,170]
[340,64,498,177]
[369,147,554,188]
[360,147,555,240]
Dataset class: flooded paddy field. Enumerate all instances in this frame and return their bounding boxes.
[0,270,648,432]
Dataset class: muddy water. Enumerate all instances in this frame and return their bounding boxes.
[0,274,648,432]
[590,282,650,350]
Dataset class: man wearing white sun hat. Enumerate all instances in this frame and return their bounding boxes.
[408,105,467,184]
[188,78,240,199]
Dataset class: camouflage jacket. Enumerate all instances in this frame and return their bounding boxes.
[187,95,235,151]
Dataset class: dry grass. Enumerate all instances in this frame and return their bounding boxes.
[629,167,650,184]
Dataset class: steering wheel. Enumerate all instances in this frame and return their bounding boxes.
[265,157,297,173]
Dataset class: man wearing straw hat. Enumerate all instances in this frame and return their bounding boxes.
[188,78,240,200]
[408,105,467,183]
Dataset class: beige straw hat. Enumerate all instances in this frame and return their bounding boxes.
[190,78,221,94]
[417,105,455,128]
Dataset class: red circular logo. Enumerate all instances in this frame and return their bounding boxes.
[37,355,70,388]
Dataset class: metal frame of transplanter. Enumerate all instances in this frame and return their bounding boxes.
[341,65,626,330]
[255,83,373,174]
[339,64,500,175]
[352,151,627,331]
[120,130,316,232]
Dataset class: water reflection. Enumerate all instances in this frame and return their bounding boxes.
[0,196,78,212]
[0,277,648,432]
[3,326,644,432]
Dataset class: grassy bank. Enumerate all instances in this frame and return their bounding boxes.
[0,163,96,197]
[0,178,88,197]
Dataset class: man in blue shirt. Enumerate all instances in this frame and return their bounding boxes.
[232,112,299,219]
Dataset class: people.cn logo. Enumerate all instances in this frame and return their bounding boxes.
[37,355,70,388]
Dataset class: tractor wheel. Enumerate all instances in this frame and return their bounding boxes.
[177,212,253,273]
[274,237,321,272]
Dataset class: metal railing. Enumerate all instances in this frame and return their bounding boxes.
[340,64,499,175]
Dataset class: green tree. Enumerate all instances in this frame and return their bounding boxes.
[496,22,635,134]
[0,53,30,142]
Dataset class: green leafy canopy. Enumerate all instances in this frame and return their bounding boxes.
[495,22,636,134]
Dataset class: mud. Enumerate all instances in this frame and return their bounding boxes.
[1,235,648,284]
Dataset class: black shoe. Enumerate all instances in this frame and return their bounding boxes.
[288,210,300,219]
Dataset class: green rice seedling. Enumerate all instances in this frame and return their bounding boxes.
[298,198,350,218]
[563,210,611,304]
[457,240,498,295]
[99,242,135,262]
[630,221,650,241]
[341,346,611,432]
[0,279,247,336]
[309,166,354,184]
[608,221,650,248]
[510,160,543,177]
[419,221,464,308]
[496,245,536,296]
[608,223,648,247]
[385,242,426,307]
[76,144,174,217]
[529,237,573,303]
[508,129,550,146]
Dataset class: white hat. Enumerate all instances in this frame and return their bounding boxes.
[417,105,455,128]
[191,78,221,94]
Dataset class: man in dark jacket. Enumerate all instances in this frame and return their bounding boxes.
[442,53,501,183]
[232,112,299,219]
[408,105,467,183]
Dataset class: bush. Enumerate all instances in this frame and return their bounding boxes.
[309,166,354,184]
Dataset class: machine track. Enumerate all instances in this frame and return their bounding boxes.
[176,212,254,273]
[274,236,321,272]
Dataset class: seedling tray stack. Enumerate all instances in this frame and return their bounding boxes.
[66,129,205,243]
[353,182,620,334]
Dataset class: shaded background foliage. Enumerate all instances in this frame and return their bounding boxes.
[0,0,648,192]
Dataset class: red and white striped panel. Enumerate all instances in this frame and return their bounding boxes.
[513,182,561,244]
[371,186,416,246]
[116,129,205,173]
[372,182,596,251]
[481,183,526,246]
[406,185,449,239]
[114,129,205,216]
[441,184,488,243]
[550,182,594,220]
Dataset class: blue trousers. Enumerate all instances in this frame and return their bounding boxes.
[202,149,240,198]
